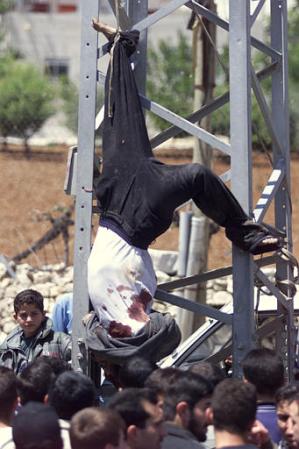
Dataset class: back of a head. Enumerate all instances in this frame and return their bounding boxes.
[48,371,96,420]
[70,407,125,449]
[241,348,284,396]
[18,357,58,405]
[12,401,62,449]
[108,387,158,429]
[0,367,18,422]
[212,378,257,435]
[144,367,180,396]
[14,289,44,313]
[163,370,213,421]
[39,355,72,377]
[189,361,226,387]
[119,356,158,388]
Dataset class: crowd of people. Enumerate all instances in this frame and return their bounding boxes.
[0,330,299,449]
[0,289,297,449]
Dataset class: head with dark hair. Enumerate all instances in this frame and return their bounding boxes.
[108,388,158,429]
[275,384,299,448]
[212,378,257,435]
[70,407,126,449]
[144,367,180,398]
[108,388,165,449]
[38,355,72,377]
[14,289,44,314]
[163,370,213,421]
[13,289,45,338]
[12,402,62,449]
[188,361,226,387]
[0,367,18,424]
[119,356,158,388]
[18,357,70,405]
[276,384,299,405]
[241,348,284,397]
[163,370,213,443]
[48,371,96,420]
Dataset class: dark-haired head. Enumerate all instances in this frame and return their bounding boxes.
[14,289,44,314]
[241,348,284,397]
[212,379,257,435]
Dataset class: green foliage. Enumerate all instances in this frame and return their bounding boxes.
[146,32,194,133]
[0,0,15,14]
[58,76,78,134]
[288,0,299,84]
[0,61,55,141]
[58,77,104,135]
[288,0,299,150]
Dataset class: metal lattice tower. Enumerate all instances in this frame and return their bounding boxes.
[71,0,295,378]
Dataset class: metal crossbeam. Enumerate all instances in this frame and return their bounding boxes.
[250,0,267,27]
[158,255,278,291]
[188,0,282,61]
[150,62,277,149]
[141,95,231,155]
[255,268,290,308]
[155,288,233,325]
[207,314,284,365]
[251,66,284,155]
[134,0,188,32]
[253,160,285,223]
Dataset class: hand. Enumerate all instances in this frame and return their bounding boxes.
[249,420,273,449]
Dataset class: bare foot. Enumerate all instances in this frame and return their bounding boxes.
[92,18,116,40]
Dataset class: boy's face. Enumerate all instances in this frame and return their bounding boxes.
[14,303,45,338]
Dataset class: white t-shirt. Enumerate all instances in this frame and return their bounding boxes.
[0,427,15,449]
[88,226,156,336]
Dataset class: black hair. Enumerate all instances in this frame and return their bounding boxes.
[70,407,125,449]
[14,289,44,314]
[188,361,227,387]
[12,402,62,449]
[108,387,158,429]
[144,367,180,396]
[119,356,158,388]
[163,370,213,421]
[275,384,299,405]
[39,355,72,376]
[0,367,18,422]
[212,378,257,435]
[18,357,70,405]
[241,348,284,396]
[48,371,96,420]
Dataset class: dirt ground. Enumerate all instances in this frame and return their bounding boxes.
[0,144,298,270]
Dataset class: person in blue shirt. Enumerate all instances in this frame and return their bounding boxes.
[52,293,73,335]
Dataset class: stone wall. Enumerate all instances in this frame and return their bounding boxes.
[0,262,73,341]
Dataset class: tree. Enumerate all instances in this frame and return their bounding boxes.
[59,76,79,134]
[0,61,55,153]
[0,0,15,15]
[287,0,299,149]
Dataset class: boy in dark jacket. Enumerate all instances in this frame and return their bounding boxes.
[0,289,71,374]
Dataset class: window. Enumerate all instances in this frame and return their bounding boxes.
[45,58,69,78]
